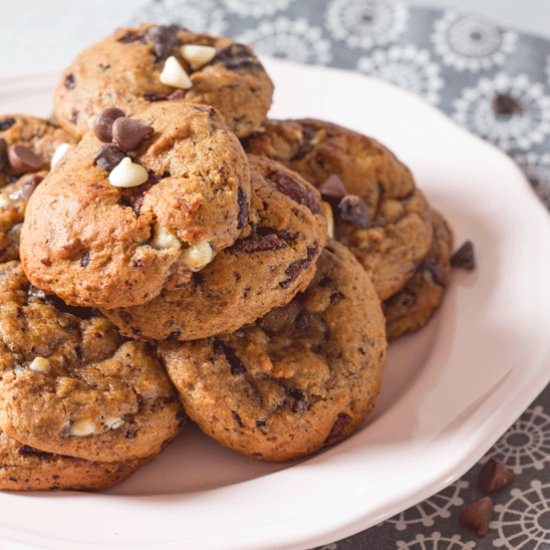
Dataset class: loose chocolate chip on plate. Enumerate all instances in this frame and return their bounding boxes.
[112,117,154,152]
[146,25,180,61]
[338,194,369,228]
[0,117,16,131]
[93,107,126,143]
[0,138,7,172]
[319,174,347,202]
[94,144,125,172]
[7,145,43,175]
[450,240,475,270]
[64,73,76,90]
[459,496,493,537]
[478,458,514,493]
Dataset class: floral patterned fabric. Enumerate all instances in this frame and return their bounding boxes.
[133,1,550,547]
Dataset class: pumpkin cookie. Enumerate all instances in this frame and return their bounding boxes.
[244,119,433,300]
[21,101,250,309]
[160,241,387,461]
[104,156,326,341]
[54,23,273,138]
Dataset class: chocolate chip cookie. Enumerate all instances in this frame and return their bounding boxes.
[104,155,326,341]
[54,24,273,139]
[244,119,434,300]
[0,261,183,463]
[21,101,251,309]
[0,430,145,491]
[160,240,387,461]
[383,210,454,340]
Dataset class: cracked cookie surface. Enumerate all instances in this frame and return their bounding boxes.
[160,240,387,461]
[54,23,273,138]
[244,118,433,300]
[21,101,250,309]
[104,155,326,341]
[0,262,183,463]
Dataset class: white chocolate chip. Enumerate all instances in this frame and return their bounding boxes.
[152,224,181,250]
[0,193,12,209]
[108,157,149,188]
[160,56,192,89]
[29,356,51,374]
[104,416,125,430]
[70,419,97,437]
[50,143,71,168]
[181,241,214,271]
[321,201,334,238]
[181,44,216,70]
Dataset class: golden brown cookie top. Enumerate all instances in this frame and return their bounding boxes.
[104,155,327,341]
[0,261,183,463]
[21,101,251,309]
[54,23,274,138]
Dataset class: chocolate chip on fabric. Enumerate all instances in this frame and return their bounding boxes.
[459,496,493,537]
[478,458,515,493]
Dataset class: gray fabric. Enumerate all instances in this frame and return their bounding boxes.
[132,1,550,547]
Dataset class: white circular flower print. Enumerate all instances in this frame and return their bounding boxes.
[238,18,331,65]
[357,46,444,105]
[387,480,468,531]
[432,12,517,72]
[481,405,550,474]
[453,73,550,151]
[396,532,476,550]
[514,153,550,209]
[131,0,227,34]
[492,480,550,548]
[224,0,294,18]
[326,0,408,50]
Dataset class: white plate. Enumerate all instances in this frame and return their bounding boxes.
[1,58,550,550]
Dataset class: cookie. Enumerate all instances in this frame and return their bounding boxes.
[0,261,183,463]
[383,210,454,340]
[160,240,387,461]
[104,156,326,341]
[21,101,251,309]
[54,24,273,139]
[244,119,434,300]
[0,431,145,491]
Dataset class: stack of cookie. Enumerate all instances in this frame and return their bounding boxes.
[0,23,469,491]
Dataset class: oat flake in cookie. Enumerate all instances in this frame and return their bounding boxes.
[160,241,387,462]
[21,101,250,309]
[104,156,326,341]
[244,119,434,300]
[0,262,183,463]
[54,23,274,139]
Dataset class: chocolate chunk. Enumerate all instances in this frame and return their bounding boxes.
[286,387,306,413]
[451,240,475,270]
[492,93,523,117]
[143,92,166,102]
[478,458,514,493]
[338,195,369,228]
[237,187,249,229]
[290,123,316,161]
[459,496,493,537]
[10,173,43,201]
[0,138,7,172]
[93,107,126,143]
[0,117,16,131]
[146,25,180,61]
[212,44,259,70]
[280,243,319,288]
[256,420,266,428]
[64,73,76,90]
[213,339,246,375]
[325,413,352,444]
[80,252,90,268]
[18,445,54,460]
[319,174,347,202]
[7,145,43,175]
[268,171,321,214]
[330,291,345,304]
[112,117,153,152]
[231,229,291,253]
[94,144,125,172]
[231,410,245,427]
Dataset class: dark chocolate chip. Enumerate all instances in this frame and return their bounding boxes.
[112,117,153,152]
[231,230,291,253]
[338,195,369,228]
[319,174,347,202]
[93,107,126,143]
[459,496,493,537]
[290,123,316,161]
[0,138,7,172]
[94,144,125,172]
[280,243,319,289]
[212,44,259,70]
[295,310,311,330]
[10,173,43,201]
[18,445,54,460]
[213,339,246,375]
[7,145,43,175]
[255,420,266,428]
[267,171,321,214]
[64,73,76,90]
[237,187,249,229]
[330,291,345,304]
[478,458,514,493]
[80,252,90,268]
[450,240,475,270]
[325,413,352,444]
[0,117,16,131]
[492,93,523,117]
[146,25,180,61]
[118,30,147,44]
[143,92,167,102]
[231,410,245,427]
[167,330,181,341]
